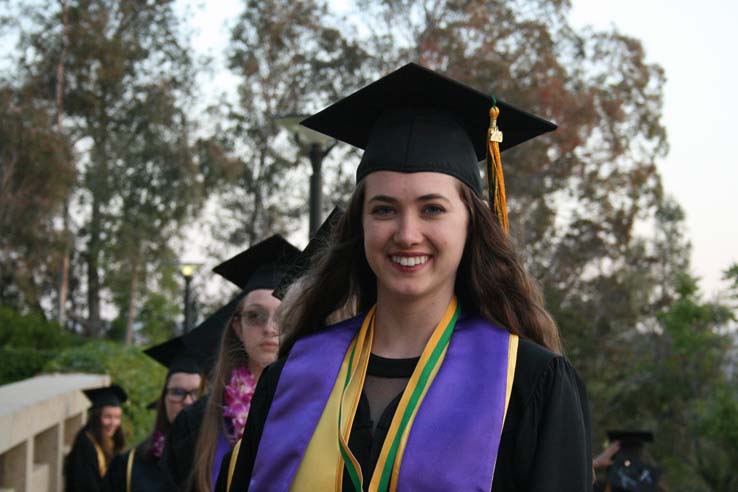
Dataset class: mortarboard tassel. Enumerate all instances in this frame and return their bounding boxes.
[486,101,509,232]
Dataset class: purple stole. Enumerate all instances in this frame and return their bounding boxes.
[250,314,512,491]
[213,430,231,488]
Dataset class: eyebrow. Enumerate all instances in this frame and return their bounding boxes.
[367,193,451,204]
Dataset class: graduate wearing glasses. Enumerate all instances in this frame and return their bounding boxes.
[103,337,203,491]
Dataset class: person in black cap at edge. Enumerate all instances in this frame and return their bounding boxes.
[65,384,127,492]
[160,235,300,492]
[218,63,593,492]
[102,337,204,491]
[593,431,661,492]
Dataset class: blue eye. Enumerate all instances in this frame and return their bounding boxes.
[423,204,445,215]
[371,205,395,217]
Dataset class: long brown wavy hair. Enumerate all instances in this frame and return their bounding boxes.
[190,299,248,492]
[280,180,562,356]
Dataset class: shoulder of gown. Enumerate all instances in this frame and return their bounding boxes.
[102,449,128,492]
[104,442,165,492]
[66,430,103,492]
[492,337,593,492]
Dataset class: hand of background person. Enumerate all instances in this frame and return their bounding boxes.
[593,441,621,469]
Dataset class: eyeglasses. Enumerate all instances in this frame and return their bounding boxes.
[233,308,274,328]
[165,387,199,403]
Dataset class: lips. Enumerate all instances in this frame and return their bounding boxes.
[260,341,279,350]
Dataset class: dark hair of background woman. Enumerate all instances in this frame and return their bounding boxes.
[137,373,176,461]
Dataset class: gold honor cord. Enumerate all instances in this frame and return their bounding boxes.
[86,432,108,478]
[337,298,460,492]
[125,447,135,492]
[226,439,242,492]
[486,101,508,232]
[337,308,375,491]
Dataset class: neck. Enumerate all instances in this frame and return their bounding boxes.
[372,288,454,358]
[247,361,263,382]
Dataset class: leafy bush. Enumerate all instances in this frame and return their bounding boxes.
[0,347,57,385]
[44,341,167,445]
[0,305,81,384]
[0,304,78,349]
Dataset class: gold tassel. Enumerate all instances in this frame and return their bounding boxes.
[486,103,508,232]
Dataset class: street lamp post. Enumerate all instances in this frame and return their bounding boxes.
[179,263,197,334]
[276,115,336,238]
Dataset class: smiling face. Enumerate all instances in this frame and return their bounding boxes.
[362,171,469,303]
[232,288,281,374]
[99,405,122,438]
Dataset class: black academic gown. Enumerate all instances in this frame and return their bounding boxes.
[65,430,105,492]
[159,395,208,491]
[103,444,165,492]
[216,338,593,492]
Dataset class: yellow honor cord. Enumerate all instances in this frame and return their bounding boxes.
[86,432,108,478]
[226,439,242,492]
[486,105,509,232]
[126,447,135,492]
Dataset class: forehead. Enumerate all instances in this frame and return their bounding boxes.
[168,372,201,387]
[363,171,463,200]
[242,288,281,309]
[101,405,121,416]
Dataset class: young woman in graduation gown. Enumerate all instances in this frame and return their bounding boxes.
[65,385,127,492]
[161,236,299,491]
[217,63,593,492]
[103,343,202,492]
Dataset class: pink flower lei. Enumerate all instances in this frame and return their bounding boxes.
[222,366,256,444]
[150,430,166,459]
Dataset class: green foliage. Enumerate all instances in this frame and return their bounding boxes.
[0,348,57,385]
[0,84,75,309]
[0,304,75,348]
[0,305,81,384]
[627,273,738,492]
[44,341,166,445]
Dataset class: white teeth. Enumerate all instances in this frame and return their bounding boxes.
[391,255,429,267]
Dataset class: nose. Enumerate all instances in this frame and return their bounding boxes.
[265,315,279,336]
[393,212,422,247]
[183,393,195,405]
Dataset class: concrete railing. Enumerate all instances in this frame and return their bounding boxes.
[0,373,110,492]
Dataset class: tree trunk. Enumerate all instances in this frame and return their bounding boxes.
[124,249,140,345]
[56,0,70,326]
[86,194,102,336]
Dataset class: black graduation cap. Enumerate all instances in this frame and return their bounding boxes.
[143,335,202,375]
[273,207,345,300]
[300,63,557,194]
[607,430,654,448]
[83,384,128,408]
[212,235,301,292]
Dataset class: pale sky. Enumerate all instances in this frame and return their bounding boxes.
[186,0,738,297]
[569,0,738,296]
